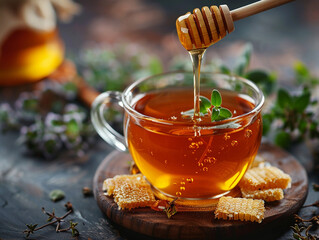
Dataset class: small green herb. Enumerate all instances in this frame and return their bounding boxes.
[211,89,222,107]
[262,87,319,148]
[199,89,233,122]
[49,189,65,202]
[199,96,211,114]
[211,108,220,121]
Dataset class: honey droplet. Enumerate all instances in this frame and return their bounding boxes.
[180,186,186,191]
[176,192,182,196]
[245,129,253,138]
[231,140,238,147]
[186,177,194,183]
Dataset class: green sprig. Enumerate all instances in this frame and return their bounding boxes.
[199,89,233,122]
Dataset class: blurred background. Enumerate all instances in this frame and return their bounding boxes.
[1,0,318,159]
[59,0,319,80]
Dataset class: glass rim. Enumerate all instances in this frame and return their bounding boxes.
[122,71,265,127]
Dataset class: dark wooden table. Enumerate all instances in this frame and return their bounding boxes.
[1,0,319,239]
[0,86,318,240]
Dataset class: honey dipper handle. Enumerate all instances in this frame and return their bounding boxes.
[231,0,295,21]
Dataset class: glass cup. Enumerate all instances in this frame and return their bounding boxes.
[91,71,264,207]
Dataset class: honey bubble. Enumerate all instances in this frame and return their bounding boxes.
[203,167,208,171]
[176,192,182,196]
[189,142,200,149]
[224,134,230,141]
[180,186,186,191]
[186,178,194,183]
[231,140,238,147]
[245,129,253,138]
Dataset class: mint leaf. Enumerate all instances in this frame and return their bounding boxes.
[293,92,310,113]
[199,96,211,114]
[211,108,220,121]
[211,89,222,107]
[274,131,291,148]
[49,189,65,202]
[217,108,232,120]
[277,89,293,109]
[245,69,277,95]
[234,43,252,76]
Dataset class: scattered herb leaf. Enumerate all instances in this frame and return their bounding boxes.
[49,189,65,202]
[82,187,93,197]
[64,201,73,211]
[313,183,319,192]
[151,198,178,219]
[23,204,78,237]
[292,213,319,240]
[24,224,38,237]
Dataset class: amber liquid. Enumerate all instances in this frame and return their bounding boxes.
[126,88,262,199]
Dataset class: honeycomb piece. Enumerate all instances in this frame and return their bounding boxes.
[239,166,291,191]
[241,188,284,202]
[103,174,155,210]
[214,196,265,223]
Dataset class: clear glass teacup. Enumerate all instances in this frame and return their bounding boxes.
[91,71,264,206]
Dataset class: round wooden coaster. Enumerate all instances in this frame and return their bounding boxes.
[93,143,308,239]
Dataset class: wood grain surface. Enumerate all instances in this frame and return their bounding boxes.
[93,143,308,240]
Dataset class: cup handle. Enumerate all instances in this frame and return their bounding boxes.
[91,91,127,152]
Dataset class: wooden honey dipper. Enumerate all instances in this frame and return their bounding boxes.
[176,0,295,50]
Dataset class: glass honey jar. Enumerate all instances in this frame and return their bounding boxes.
[0,0,80,86]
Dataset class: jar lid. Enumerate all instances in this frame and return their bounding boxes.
[0,0,81,47]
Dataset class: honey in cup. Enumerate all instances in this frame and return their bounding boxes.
[91,72,264,203]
